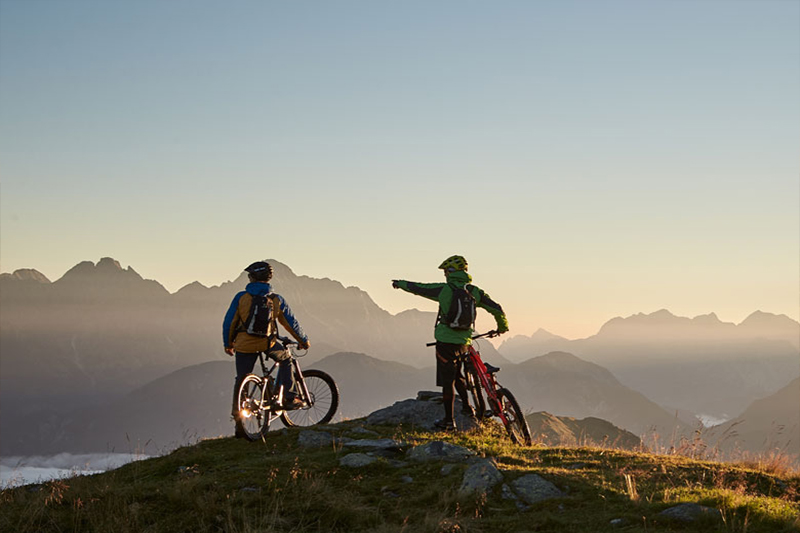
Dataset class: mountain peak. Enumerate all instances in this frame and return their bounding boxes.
[1,269,51,283]
[530,328,565,341]
[692,312,723,325]
[740,311,799,328]
[97,257,123,271]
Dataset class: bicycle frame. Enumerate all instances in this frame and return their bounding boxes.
[464,344,510,426]
[253,351,313,411]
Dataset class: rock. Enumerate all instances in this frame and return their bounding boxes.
[368,449,400,459]
[440,464,459,476]
[511,474,565,504]
[610,518,625,527]
[297,430,334,448]
[366,398,481,431]
[659,503,722,523]
[342,438,406,451]
[501,484,518,500]
[339,453,377,468]
[458,458,504,496]
[417,391,443,401]
[349,427,380,437]
[400,475,414,484]
[407,441,476,463]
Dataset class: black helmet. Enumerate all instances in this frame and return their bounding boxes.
[245,261,273,282]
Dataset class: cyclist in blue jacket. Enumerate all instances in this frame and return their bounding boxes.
[223,261,310,437]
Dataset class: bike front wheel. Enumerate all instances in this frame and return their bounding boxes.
[236,374,271,441]
[280,369,339,428]
[498,387,532,446]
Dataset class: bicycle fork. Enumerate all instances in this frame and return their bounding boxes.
[292,359,313,407]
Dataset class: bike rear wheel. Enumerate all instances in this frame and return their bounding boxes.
[236,374,271,441]
[280,369,339,427]
[498,387,532,446]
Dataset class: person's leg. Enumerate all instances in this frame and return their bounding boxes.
[435,343,460,429]
[454,362,473,416]
[268,341,300,407]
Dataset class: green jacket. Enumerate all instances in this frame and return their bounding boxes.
[395,270,509,345]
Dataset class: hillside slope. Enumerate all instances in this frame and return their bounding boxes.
[2,415,798,533]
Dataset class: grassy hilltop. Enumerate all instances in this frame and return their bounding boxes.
[1,420,798,533]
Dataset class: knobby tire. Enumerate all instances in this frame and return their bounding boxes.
[498,387,532,446]
[236,374,271,441]
[281,369,339,428]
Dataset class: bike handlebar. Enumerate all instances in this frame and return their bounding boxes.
[425,330,500,347]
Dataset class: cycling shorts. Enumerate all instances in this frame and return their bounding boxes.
[435,341,469,387]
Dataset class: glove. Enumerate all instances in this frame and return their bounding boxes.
[392,280,401,289]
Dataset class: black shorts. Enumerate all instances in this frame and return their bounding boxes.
[435,342,469,387]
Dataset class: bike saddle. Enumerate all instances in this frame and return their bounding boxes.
[484,363,501,374]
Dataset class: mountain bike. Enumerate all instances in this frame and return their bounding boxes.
[236,336,339,441]
[428,331,532,446]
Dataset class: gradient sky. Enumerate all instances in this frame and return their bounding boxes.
[1,0,798,339]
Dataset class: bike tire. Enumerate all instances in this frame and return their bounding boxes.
[498,387,532,446]
[466,369,487,420]
[280,369,339,428]
[236,374,271,441]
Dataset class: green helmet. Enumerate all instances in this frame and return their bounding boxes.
[438,255,468,272]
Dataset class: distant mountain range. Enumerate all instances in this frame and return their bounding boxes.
[704,378,800,459]
[0,257,505,454]
[4,350,683,456]
[498,310,800,419]
[1,258,797,459]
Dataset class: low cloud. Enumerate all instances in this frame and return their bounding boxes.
[1,452,149,488]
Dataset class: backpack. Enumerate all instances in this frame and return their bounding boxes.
[243,294,275,337]
[441,285,477,330]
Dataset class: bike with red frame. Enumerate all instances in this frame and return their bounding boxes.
[429,330,532,446]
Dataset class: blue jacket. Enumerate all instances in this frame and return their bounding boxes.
[223,282,308,352]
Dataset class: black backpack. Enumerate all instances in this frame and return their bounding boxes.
[243,294,275,337]
[440,285,477,330]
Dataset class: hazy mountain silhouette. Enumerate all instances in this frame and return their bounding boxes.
[1,258,514,454]
[12,352,428,454]
[2,348,685,456]
[1,258,794,458]
[526,411,641,450]
[498,310,800,419]
[704,378,800,459]
[499,352,690,436]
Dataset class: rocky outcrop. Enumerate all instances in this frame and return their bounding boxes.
[366,391,480,431]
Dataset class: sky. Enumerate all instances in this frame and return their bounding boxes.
[1,0,798,339]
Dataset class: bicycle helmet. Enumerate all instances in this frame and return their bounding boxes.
[244,261,273,282]
[438,255,468,272]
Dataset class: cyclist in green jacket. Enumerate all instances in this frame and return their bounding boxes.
[392,255,509,431]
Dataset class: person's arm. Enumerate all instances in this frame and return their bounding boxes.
[392,280,444,303]
[223,292,245,354]
[273,294,310,349]
[473,286,509,333]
